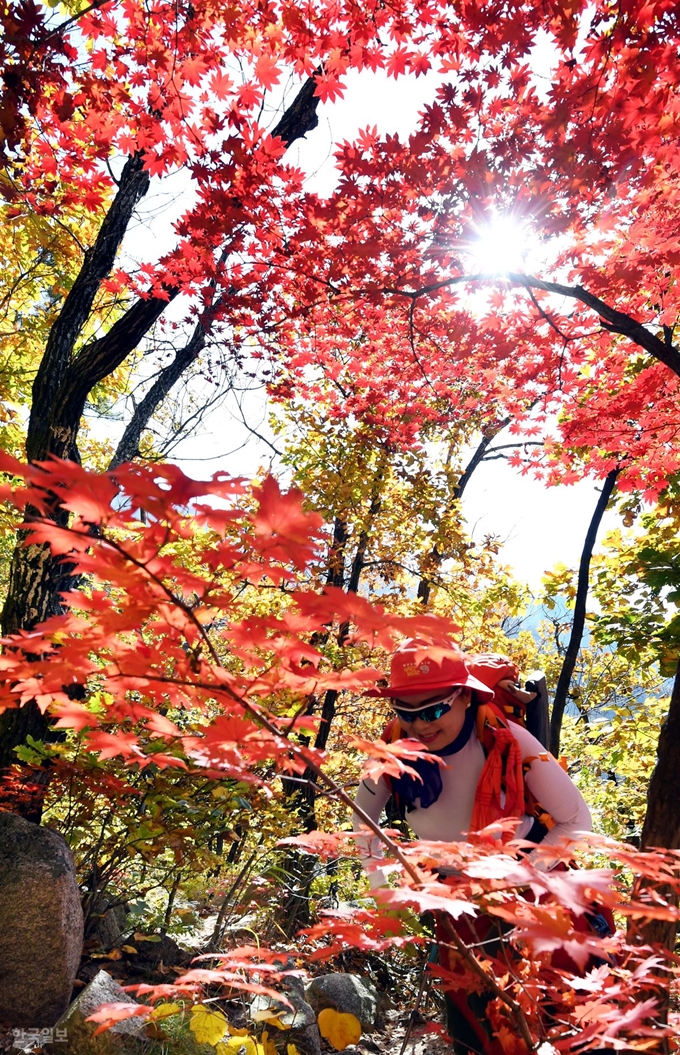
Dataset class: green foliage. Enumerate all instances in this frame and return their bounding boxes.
[141,1004,216,1055]
[274,401,530,636]
[38,737,270,941]
[561,693,669,843]
[590,485,680,676]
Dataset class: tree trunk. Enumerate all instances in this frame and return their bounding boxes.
[632,656,680,951]
[549,467,619,756]
[278,471,385,937]
[0,76,323,814]
[109,321,208,468]
[625,658,680,1045]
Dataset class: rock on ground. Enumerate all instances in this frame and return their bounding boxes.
[305,973,381,1030]
[0,813,83,1028]
[251,976,321,1055]
[48,969,146,1054]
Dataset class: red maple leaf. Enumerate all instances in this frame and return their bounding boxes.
[314,71,346,103]
[254,55,281,92]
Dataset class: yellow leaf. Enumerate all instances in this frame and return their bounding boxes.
[261,1030,277,1055]
[121,945,137,954]
[150,1002,181,1021]
[216,1036,261,1055]
[317,1008,362,1051]
[252,1008,287,1030]
[287,1045,302,1055]
[190,1005,228,1046]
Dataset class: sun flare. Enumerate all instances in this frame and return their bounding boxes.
[470,216,528,275]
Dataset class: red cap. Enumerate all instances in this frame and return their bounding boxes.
[366,639,495,701]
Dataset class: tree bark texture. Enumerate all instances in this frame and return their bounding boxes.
[633,655,680,950]
[549,467,620,756]
[27,153,153,464]
[0,76,323,807]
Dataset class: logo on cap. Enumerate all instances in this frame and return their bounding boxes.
[403,661,431,677]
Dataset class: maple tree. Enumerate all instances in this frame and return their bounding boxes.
[2,0,679,792]
[3,6,680,1042]
[0,454,678,1053]
[1,0,538,774]
[0,0,351,769]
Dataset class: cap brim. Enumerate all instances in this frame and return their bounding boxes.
[365,675,494,702]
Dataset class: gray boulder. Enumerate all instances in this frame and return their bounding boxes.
[0,813,84,1028]
[251,976,320,1055]
[305,974,380,1030]
[49,969,147,1052]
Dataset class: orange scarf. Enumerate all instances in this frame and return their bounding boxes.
[470,704,525,835]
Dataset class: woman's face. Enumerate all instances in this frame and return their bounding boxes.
[394,687,472,750]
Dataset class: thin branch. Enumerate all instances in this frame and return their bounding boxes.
[386,272,680,378]
[108,324,208,468]
[232,395,283,457]
[523,283,572,342]
[483,441,544,454]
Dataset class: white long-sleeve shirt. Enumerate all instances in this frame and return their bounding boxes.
[353,722,591,870]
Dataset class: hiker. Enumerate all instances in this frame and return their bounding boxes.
[353,638,592,1055]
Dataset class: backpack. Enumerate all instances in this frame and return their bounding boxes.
[467,653,550,748]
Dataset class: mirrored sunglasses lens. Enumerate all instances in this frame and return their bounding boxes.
[421,702,449,722]
[395,701,451,723]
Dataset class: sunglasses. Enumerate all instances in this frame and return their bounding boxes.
[392,687,463,724]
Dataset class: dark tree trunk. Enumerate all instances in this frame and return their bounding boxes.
[548,467,619,756]
[27,153,153,465]
[632,656,680,950]
[625,659,680,1044]
[313,485,382,755]
[0,76,323,813]
[109,320,208,468]
[279,472,384,936]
